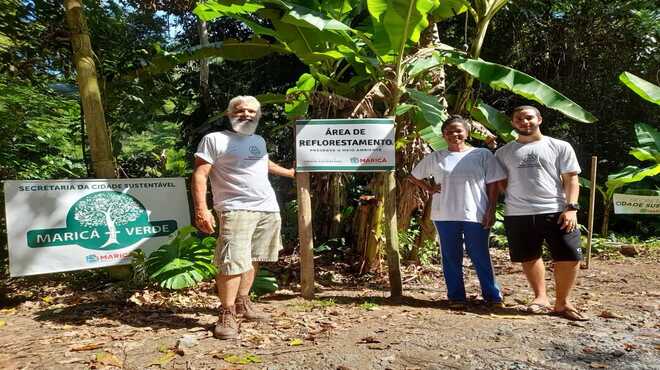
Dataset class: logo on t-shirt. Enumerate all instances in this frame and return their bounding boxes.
[249,145,261,156]
[518,153,541,168]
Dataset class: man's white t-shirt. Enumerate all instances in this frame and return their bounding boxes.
[195,131,280,212]
[411,147,506,222]
[495,136,581,216]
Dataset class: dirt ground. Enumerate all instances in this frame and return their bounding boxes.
[0,248,659,370]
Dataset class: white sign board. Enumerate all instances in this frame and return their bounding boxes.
[4,178,191,277]
[613,193,660,214]
[296,119,395,172]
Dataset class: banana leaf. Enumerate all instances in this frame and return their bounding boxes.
[442,52,598,123]
[431,0,469,20]
[619,72,660,106]
[367,0,439,59]
[634,122,660,151]
[406,88,448,150]
[285,73,317,119]
[134,40,290,77]
[605,164,660,198]
[468,100,517,142]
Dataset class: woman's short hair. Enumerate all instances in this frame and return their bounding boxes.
[441,115,471,132]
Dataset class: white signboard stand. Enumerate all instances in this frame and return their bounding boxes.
[4,178,190,277]
[295,118,395,172]
[613,193,660,214]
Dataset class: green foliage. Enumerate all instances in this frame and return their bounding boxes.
[144,226,218,290]
[619,72,660,106]
[0,76,85,179]
[251,269,279,297]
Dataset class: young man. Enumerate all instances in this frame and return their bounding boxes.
[495,105,587,321]
[191,95,295,339]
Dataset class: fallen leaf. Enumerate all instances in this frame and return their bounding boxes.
[623,343,638,351]
[95,351,123,368]
[599,310,624,319]
[0,308,16,315]
[223,353,261,364]
[0,320,6,327]
[289,338,303,346]
[70,342,105,352]
[42,296,54,305]
[150,351,176,366]
[590,363,608,369]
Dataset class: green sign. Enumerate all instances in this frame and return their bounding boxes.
[26,191,177,250]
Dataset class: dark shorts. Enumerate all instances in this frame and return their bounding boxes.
[504,212,582,262]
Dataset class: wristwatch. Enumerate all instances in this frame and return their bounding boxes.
[565,203,580,211]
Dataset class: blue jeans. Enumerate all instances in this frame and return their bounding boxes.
[434,221,502,302]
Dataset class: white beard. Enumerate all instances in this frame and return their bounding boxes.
[230,116,258,136]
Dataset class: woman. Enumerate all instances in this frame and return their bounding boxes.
[410,115,505,307]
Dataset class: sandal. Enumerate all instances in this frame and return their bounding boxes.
[525,303,551,314]
[554,308,589,321]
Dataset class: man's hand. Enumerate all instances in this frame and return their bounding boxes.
[194,209,216,234]
[558,210,578,232]
[481,206,496,229]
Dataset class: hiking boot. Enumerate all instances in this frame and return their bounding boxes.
[214,305,239,339]
[235,295,270,321]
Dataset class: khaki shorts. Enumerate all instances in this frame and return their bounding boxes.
[215,210,283,275]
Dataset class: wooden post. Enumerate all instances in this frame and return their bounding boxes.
[585,156,597,269]
[295,124,315,299]
[64,0,115,178]
[382,171,402,297]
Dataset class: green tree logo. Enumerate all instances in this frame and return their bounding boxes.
[27,191,177,250]
[74,192,144,248]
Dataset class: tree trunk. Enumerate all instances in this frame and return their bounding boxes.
[64,0,115,178]
[198,20,210,110]
[601,199,611,236]
[328,174,345,238]
[413,196,437,263]
[382,171,402,297]
[101,212,118,248]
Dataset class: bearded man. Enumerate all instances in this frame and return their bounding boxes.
[495,105,588,321]
[191,95,294,339]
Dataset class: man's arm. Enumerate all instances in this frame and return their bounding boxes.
[191,157,216,234]
[268,160,295,178]
[558,172,579,232]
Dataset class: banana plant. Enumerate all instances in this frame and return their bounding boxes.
[591,72,660,235]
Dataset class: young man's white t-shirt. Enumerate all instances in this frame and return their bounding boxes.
[411,147,506,222]
[195,131,280,212]
[495,136,581,216]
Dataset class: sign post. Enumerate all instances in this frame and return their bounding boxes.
[294,119,395,298]
[585,156,597,269]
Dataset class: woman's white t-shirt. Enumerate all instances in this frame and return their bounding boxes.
[411,147,506,222]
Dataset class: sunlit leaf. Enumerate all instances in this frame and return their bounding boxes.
[619,72,660,105]
[606,164,660,197]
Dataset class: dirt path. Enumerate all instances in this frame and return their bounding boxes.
[1,250,658,370]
